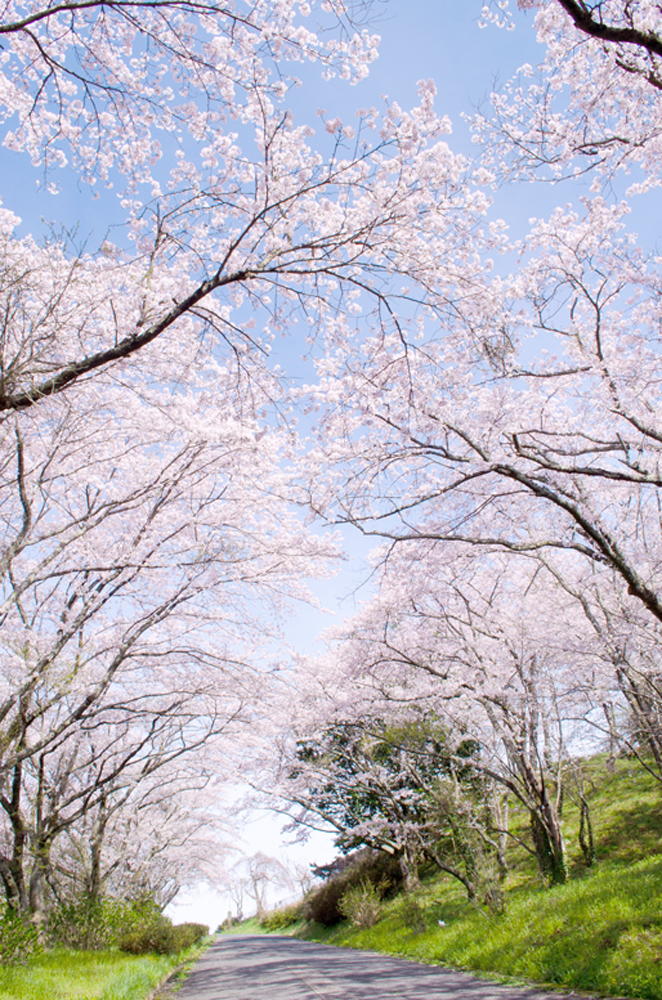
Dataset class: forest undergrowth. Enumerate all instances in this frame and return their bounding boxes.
[294,757,662,999]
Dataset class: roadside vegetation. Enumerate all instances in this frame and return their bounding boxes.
[0,901,211,1000]
[220,908,305,937]
[305,858,662,999]
[283,756,662,999]
[0,945,206,1000]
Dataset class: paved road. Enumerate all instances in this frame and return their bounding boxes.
[173,935,574,1000]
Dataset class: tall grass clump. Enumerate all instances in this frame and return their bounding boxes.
[0,949,182,1000]
[0,906,40,966]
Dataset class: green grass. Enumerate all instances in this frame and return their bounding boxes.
[306,859,662,998]
[300,756,662,999]
[0,940,211,1000]
[220,916,265,935]
[220,915,306,936]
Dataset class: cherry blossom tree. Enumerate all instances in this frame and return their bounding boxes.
[540,555,662,786]
[0,663,245,922]
[0,380,330,766]
[52,781,230,911]
[299,194,662,837]
[297,4,662,805]
[242,851,291,917]
[479,0,662,187]
[275,545,610,887]
[0,0,487,412]
[0,331,341,925]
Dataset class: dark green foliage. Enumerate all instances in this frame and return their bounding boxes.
[118,917,208,955]
[259,904,302,930]
[296,721,479,849]
[303,849,403,926]
[294,718,503,905]
[0,907,40,965]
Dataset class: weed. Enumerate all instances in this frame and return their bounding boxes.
[338,879,385,929]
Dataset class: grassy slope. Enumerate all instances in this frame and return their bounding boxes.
[301,757,662,999]
[221,915,306,936]
[0,939,212,1000]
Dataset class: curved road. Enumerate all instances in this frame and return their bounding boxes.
[173,935,576,1000]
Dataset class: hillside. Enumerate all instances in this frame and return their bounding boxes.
[296,756,662,999]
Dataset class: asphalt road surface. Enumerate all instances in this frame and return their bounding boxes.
[174,935,574,1000]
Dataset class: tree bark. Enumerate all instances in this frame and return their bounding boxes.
[530,809,567,886]
[397,846,421,893]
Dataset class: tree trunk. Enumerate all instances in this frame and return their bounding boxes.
[0,853,25,911]
[425,847,477,901]
[28,841,52,943]
[493,795,509,879]
[87,802,111,904]
[0,762,30,913]
[397,847,421,893]
[578,795,595,867]
[530,809,567,885]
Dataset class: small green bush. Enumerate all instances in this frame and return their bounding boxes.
[338,879,384,929]
[173,922,209,948]
[0,907,40,965]
[304,849,403,926]
[259,904,301,930]
[119,920,175,956]
[400,894,427,934]
[119,918,208,955]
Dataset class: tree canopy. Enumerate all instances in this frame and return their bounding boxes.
[2,0,662,928]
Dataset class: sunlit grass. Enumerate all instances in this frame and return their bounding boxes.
[305,859,662,998]
[0,941,210,1000]
[302,757,662,999]
[221,915,306,936]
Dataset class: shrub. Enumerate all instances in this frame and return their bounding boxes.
[399,894,427,934]
[0,907,40,965]
[172,922,209,948]
[118,917,208,955]
[303,874,349,926]
[303,849,403,926]
[218,915,240,931]
[259,904,301,930]
[338,879,384,929]
[118,919,176,956]
[48,895,162,950]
